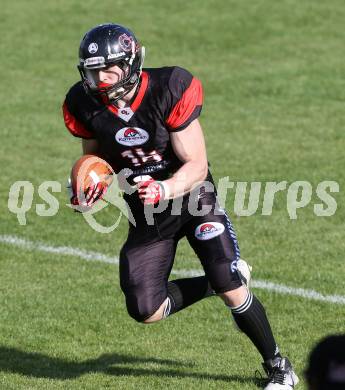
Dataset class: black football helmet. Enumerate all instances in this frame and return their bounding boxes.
[78,23,145,102]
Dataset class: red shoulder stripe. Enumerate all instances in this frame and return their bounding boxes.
[166,77,203,130]
[62,102,93,139]
[131,71,149,112]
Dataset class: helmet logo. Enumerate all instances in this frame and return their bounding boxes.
[118,33,133,52]
[88,43,98,54]
[108,51,125,60]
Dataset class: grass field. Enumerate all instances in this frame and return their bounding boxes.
[1,0,345,389]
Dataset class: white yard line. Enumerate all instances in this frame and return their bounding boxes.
[1,234,345,305]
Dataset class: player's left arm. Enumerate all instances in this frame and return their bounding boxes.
[137,68,208,203]
[136,118,208,204]
[162,118,208,199]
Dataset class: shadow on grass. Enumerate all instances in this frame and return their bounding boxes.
[0,346,261,387]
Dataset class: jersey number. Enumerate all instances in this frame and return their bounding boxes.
[121,148,163,167]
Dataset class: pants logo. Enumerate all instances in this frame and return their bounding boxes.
[195,222,225,240]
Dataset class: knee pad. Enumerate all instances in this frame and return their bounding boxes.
[204,258,243,294]
[125,294,162,323]
[236,259,252,288]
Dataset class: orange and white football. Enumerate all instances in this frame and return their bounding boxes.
[71,154,113,196]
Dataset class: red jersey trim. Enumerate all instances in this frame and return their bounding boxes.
[62,102,94,139]
[131,71,149,111]
[105,71,149,117]
[166,77,203,130]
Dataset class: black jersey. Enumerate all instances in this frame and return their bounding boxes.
[63,66,203,182]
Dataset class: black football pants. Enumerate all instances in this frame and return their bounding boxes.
[119,190,242,322]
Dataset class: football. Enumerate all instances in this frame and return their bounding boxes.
[71,154,114,197]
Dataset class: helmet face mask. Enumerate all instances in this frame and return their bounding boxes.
[83,62,130,96]
[78,24,145,102]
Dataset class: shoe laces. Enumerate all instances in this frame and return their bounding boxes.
[254,370,267,387]
[267,367,287,385]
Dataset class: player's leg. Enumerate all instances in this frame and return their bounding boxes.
[119,236,214,323]
[119,238,176,323]
[164,274,215,317]
[142,273,215,323]
[187,217,281,361]
[158,222,217,318]
[186,201,298,388]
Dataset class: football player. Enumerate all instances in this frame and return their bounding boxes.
[63,23,299,389]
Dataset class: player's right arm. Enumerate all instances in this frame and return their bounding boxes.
[82,139,100,155]
[63,85,103,208]
[63,85,101,155]
[63,83,95,140]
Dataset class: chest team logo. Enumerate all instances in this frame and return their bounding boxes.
[115,127,149,146]
[195,222,225,241]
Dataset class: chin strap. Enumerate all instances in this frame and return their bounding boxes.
[108,74,141,103]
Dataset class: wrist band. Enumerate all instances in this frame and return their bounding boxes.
[158,181,170,200]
